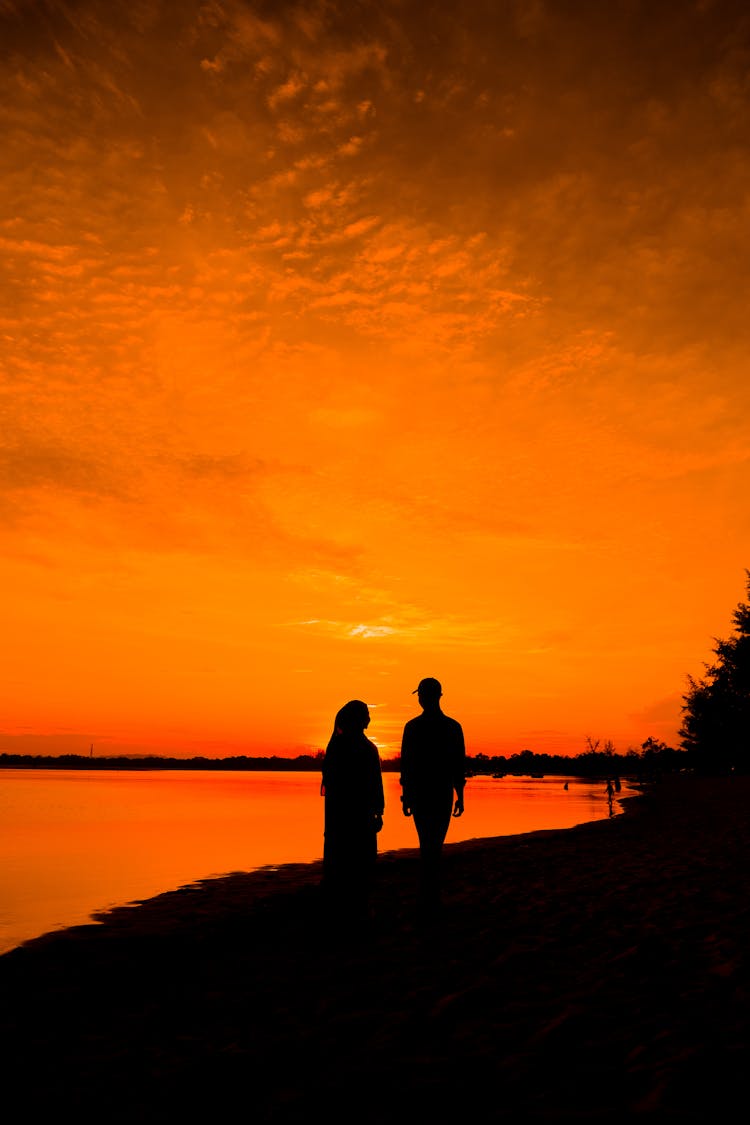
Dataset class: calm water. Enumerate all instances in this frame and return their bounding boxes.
[0,769,630,954]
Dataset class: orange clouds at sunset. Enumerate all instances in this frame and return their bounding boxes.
[2,0,750,759]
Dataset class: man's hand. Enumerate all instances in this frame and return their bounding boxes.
[401,799,412,817]
[374,813,383,833]
[452,798,464,817]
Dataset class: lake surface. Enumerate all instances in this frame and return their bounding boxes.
[0,769,631,954]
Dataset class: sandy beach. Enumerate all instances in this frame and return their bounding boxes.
[2,773,749,1122]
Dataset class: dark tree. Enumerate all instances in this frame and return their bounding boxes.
[680,571,750,774]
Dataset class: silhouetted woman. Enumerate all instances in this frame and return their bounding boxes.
[321,700,384,921]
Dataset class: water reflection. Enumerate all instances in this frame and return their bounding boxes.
[0,769,628,953]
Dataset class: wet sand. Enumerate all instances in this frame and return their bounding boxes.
[2,774,748,1122]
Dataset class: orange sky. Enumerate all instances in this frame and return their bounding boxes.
[2,0,750,760]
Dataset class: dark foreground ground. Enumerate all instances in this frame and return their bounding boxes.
[2,775,749,1123]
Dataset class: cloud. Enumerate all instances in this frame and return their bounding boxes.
[286,606,512,649]
[177,453,268,480]
[0,443,125,498]
[348,623,397,638]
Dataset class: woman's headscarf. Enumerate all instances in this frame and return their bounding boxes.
[321,700,371,796]
[329,699,369,743]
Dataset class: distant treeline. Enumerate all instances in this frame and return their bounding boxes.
[468,741,688,779]
[0,740,687,777]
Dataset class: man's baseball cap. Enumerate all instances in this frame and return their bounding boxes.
[412,677,442,695]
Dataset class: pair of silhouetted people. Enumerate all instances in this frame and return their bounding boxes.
[321,678,466,926]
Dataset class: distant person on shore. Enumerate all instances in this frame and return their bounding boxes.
[321,700,384,924]
[400,677,466,922]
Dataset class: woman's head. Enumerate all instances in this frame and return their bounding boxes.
[333,699,370,736]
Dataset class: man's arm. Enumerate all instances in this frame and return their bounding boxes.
[400,724,412,816]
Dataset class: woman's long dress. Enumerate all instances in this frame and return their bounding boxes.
[321,733,384,913]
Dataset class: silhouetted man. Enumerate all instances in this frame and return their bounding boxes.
[400,677,466,920]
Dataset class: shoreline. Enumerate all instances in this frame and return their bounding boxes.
[2,774,749,1121]
[0,781,635,957]
[0,771,632,956]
